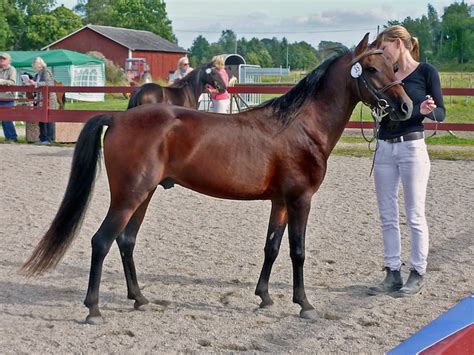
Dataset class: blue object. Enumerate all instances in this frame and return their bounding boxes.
[389,295,474,354]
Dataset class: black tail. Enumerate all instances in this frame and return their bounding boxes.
[21,114,113,276]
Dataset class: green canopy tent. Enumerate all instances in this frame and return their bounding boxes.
[9,49,105,101]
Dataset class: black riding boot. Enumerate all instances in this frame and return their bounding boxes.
[368,267,403,295]
[393,270,424,298]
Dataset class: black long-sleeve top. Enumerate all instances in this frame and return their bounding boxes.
[378,63,445,140]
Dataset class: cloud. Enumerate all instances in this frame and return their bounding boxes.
[291,8,390,28]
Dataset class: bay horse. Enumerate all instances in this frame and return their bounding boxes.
[22,34,412,324]
[127,61,226,109]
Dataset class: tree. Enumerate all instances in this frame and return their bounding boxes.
[0,12,12,50]
[74,0,115,25]
[243,37,273,67]
[0,1,14,49]
[50,5,83,37]
[16,0,56,16]
[289,41,319,70]
[236,37,249,57]
[24,14,60,49]
[261,37,286,67]
[440,1,473,63]
[110,0,175,42]
[0,0,25,49]
[23,6,82,49]
[401,16,432,62]
[189,35,211,66]
[427,4,441,57]
[74,0,175,42]
[217,30,237,54]
[317,40,344,61]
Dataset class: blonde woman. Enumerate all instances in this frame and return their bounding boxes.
[208,55,229,113]
[369,25,445,297]
[29,57,57,144]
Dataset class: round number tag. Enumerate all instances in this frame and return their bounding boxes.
[351,63,362,78]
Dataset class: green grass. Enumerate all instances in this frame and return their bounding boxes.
[425,135,474,146]
[439,72,474,87]
[340,135,474,146]
[66,97,128,111]
[332,146,474,160]
[349,99,474,123]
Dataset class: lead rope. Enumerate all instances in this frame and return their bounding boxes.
[425,95,439,139]
[358,104,380,177]
[369,135,379,177]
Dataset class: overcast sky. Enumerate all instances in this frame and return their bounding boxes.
[58,0,459,50]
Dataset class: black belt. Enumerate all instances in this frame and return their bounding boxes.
[383,131,424,143]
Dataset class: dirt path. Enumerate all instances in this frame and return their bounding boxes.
[0,144,472,353]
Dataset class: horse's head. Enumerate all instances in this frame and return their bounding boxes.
[351,33,412,121]
[201,63,227,93]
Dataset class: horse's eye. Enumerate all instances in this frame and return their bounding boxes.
[367,67,377,74]
[393,64,399,73]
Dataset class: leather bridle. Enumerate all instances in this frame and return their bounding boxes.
[351,50,403,121]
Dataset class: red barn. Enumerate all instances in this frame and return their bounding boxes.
[43,24,187,81]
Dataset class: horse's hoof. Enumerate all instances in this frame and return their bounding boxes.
[259,299,274,308]
[300,309,318,320]
[134,301,151,311]
[85,315,104,325]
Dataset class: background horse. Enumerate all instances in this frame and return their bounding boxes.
[22,34,412,324]
[127,62,226,109]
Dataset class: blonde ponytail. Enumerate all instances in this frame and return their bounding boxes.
[410,37,420,62]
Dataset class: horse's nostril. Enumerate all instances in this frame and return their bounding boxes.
[401,102,409,114]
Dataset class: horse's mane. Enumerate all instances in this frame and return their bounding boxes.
[259,46,349,127]
[169,63,209,89]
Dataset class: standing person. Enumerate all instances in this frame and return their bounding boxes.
[369,25,445,297]
[168,56,193,84]
[29,57,57,145]
[0,52,18,143]
[208,55,229,113]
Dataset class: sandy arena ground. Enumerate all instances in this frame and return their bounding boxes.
[0,143,472,353]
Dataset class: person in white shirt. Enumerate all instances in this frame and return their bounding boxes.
[168,57,193,84]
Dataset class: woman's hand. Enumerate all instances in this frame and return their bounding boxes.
[205,85,216,95]
[28,79,36,86]
[420,95,437,115]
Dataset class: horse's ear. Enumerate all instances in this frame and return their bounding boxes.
[369,38,379,49]
[354,33,370,56]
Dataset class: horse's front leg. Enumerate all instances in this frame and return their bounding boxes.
[255,200,287,308]
[116,189,156,311]
[287,194,317,320]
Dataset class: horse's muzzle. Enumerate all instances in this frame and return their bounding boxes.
[390,100,413,121]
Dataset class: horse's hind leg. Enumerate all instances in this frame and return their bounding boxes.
[255,200,287,308]
[286,194,317,320]
[116,188,156,311]
[83,205,141,324]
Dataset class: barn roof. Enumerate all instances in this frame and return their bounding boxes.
[43,24,187,53]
